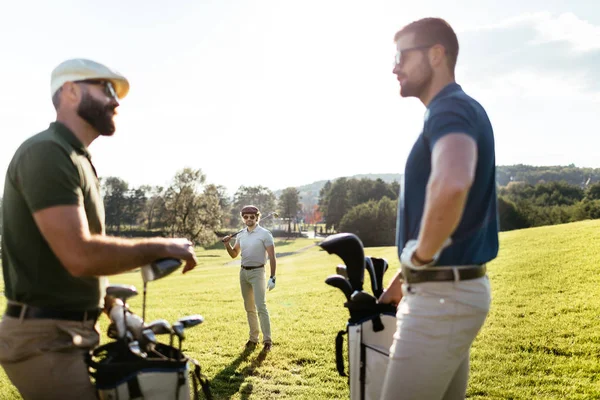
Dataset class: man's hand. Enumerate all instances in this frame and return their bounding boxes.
[400,239,451,270]
[222,235,232,244]
[165,238,198,274]
[267,276,276,291]
[378,272,403,306]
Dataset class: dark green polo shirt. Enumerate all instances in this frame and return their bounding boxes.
[1,122,107,311]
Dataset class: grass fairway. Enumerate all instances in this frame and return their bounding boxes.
[0,223,600,399]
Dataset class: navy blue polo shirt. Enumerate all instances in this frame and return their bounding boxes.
[396,83,499,266]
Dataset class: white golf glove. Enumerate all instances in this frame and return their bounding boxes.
[267,276,276,291]
[400,239,452,270]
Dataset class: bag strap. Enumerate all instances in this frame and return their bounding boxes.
[335,330,347,377]
[189,358,213,400]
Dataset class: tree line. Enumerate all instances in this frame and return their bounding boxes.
[2,165,600,248]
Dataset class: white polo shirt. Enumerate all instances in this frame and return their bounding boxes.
[235,225,274,267]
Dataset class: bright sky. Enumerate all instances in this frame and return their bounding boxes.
[0,0,598,196]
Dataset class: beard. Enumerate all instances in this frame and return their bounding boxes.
[400,59,434,98]
[77,89,116,136]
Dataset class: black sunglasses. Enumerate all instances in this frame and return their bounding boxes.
[394,45,434,66]
[242,214,256,220]
[76,79,118,99]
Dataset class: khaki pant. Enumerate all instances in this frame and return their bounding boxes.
[240,268,272,344]
[380,276,491,400]
[0,310,100,400]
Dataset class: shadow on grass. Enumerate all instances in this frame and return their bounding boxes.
[210,346,269,399]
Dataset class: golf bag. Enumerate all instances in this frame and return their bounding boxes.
[336,305,396,400]
[321,232,397,400]
[87,341,212,400]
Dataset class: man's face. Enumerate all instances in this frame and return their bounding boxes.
[392,33,434,98]
[76,81,120,136]
[242,213,258,227]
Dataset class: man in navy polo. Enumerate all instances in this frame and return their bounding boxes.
[379,18,499,399]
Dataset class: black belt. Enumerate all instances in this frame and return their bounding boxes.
[241,265,264,270]
[403,264,487,284]
[4,304,101,322]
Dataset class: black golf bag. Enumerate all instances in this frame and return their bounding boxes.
[321,232,397,400]
[87,341,212,400]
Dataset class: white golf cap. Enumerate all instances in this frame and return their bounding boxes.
[50,58,130,99]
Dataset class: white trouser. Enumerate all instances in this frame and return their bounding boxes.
[380,275,491,400]
[240,267,272,344]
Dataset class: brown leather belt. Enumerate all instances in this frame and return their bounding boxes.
[5,303,101,322]
[403,264,487,284]
[241,265,264,270]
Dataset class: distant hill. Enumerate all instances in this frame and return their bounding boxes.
[273,173,403,210]
[273,165,600,210]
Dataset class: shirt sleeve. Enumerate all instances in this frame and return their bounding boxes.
[424,98,478,151]
[263,231,274,247]
[15,142,83,212]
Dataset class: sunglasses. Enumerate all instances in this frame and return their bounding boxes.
[76,79,118,100]
[242,214,256,220]
[394,45,434,66]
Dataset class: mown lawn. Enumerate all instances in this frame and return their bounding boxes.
[0,223,600,399]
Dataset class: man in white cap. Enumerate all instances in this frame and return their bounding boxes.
[0,59,198,399]
[222,205,276,352]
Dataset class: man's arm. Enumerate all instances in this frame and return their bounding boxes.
[413,133,477,262]
[266,245,276,277]
[33,205,197,277]
[222,235,240,258]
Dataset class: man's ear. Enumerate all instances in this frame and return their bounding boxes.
[429,44,446,68]
[62,81,81,105]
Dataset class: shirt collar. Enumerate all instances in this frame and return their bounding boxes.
[51,121,92,160]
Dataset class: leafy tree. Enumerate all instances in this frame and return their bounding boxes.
[231,186,276,228]
[497,196,529,231]
[338,197,397,247]
[103,177,129,234]
[278,187,302,232]
[163,168,223,246]
[144,186,167,230]
[585,182,600,200]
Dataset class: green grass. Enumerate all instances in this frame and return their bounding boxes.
[1,224,600,398]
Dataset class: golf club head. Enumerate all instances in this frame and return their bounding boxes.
[177,315,204,328]
[364,256,378,297]
[141,329,157,345]
[141,258,183,283]
[335,264,348,279]
[320,233,365,292]
[146,319,173,336]
[106,284,138,301]
[371,257,389,298]
[107,323,119,340]
[350,290,377,306]
[325,274,353,301]
[172,322,185,340]
[128,341,147,358]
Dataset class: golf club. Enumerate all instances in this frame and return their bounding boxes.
[350,290,378,306]
[222,211,280,242]
[139,328,158,354]
[371,257,389,298]
[146,319,175,358]
[106,284,138,339]
[325,274,353,301]
[172,315,204,360]
[172,322,185,360]
[336,264,348,279]
[320,233,366,292]
[364,257,378,297]
[141,258,183,321]
[128,340,146,358]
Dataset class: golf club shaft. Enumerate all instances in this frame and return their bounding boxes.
[222,212,277,241]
